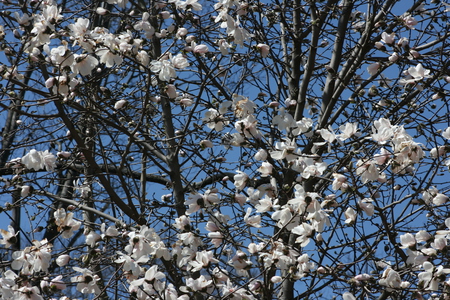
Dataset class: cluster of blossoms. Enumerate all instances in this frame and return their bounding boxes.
[6,149,58,197]
[202,93,261,146]
[370,221,450,293]
[9,149,56,172]
[349,117,426,184]
[14,0,268,104]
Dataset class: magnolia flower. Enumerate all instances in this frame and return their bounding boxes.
[176,27,188,38]
[97,47,123,68]
[344,207,357,224]
[332,173,348,191]
[233,95,256,118]
[243,208,261,227]
[184,193,203,215]
[180,98,193,107]
[193,44,209,54]
[123,229,151,260]
[442,127,450,140]
[400,233,416,248]
[171,53,189,69]
[54,208,81,238]
[48,44,74,68]
[381,32,395,45]
[107,0,129,8]
[408,49,420,59]
[403,15,418,29]
[271,276,282,283]
[234,170,248,190]
[116,252,148,278]
[235,115,261,138]
[418,262,450,291]
[356,159,379,183]
[255,195,275,212]
[56,254,70,266]
[18,286,44,300]
[68,18,90,41]
[358,198,374,216]
[270,139,299,161]
[320,126,336,143]
[21,185,31,197]
[337,122,358,142]
[85,231,101,247]
[292,117,313,136]
[400,63,431,85]
[431,238,447,251]
[57,151,71,159]
[136,51,150,70]
[367,62,380,76]
[431,146,449,158]
[433,193,449,205]
[101,223,119,238]
[203,109,228,131]
[22,149,56,171]
[44,275,67,291]
[176,0,202,11]
[422,186,439,204]
[200,139,213,148]
[372,118,395,143]
[114,99,127,109]
[272,107,295,131]
[188,250,219,272]
[416,230,431,243]
[220,15,253,47]
[41,150,57,171]
[374,147,391,164]
[24,239,52,273]
[150,59,176,82]
[380,268,398,287]
[218,39,231,55]
[354,273,372,281]
[301,158,327,179]
[174,215,191,231]
[96,7,109,15]
[257,162,273,177]
[204,189,220,205]
[165,84,177,98]
[292,223,314,247]
[375,41,384,49]
[72,54,99,76]
[22,149,42,170]
[230,250,252,274]
[180,275,212,292]
[397,36,409,48]
[42,278,63,292]
[254,149,268,161]
[272,207,294,229]
[388,52,399,62]
[234,193,246,206]
[134,12,155,38]
[14,12,31,26]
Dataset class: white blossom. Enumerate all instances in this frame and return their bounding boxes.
[71,267,101,294]
[0,226,18,248]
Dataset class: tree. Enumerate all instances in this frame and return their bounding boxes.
[0,0,450,299]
